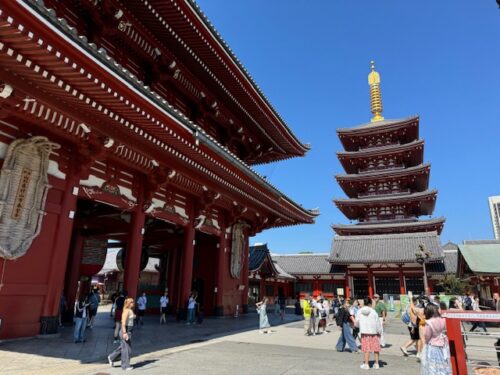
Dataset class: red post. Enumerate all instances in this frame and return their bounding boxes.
[123,206,146,299]
[368,267,374,298]
[64,231,85,314]
[399,266,406,295]
[445,318,467,375]
[179,219,195,312]
[241,234,250,313]
[167,247,178,310]
[40,172,79,334]
[345,274,351,298]
[215,222,226,316]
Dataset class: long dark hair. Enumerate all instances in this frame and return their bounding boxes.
[424,303,441,320]
[449,297,459,309]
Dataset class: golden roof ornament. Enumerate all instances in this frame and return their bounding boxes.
[368,60,384,122]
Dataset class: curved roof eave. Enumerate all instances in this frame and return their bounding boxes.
[184,0,309,154]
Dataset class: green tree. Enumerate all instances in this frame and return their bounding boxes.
[437,275,468,295]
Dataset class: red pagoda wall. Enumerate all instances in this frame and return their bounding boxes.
[0,173,69,339]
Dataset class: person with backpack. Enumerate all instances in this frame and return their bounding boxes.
[336,299,359,353]
[420,304,452,375]
[87,287,101,328]
[400,296,420,357]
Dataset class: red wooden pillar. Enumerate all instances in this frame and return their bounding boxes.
[399,266,405,295]
[64,231,85,317]
[123,206,146,299]
[241,234,249,313]
[215,222,226,316]
[345,273,351,298]
[446,318,467,375]
[179,218,195,316]
[167,247,178,311]
[40,172,79,335]
[313,278,321,297]
[367,267,374,298]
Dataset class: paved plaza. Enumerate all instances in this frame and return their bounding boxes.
[0,305,498,374]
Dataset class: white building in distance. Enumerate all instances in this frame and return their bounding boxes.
[488,196,500,239]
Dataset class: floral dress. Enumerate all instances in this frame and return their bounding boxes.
[421,318,452,375]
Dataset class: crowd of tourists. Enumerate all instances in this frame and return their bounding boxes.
[256,291,500,373]
[66,286,499,372]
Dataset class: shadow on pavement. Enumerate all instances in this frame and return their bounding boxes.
[0,305,303,369]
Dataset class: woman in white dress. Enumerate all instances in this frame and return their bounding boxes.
[256,297,271,334]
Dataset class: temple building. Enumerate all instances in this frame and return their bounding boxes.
[0,0,317,339]
[329,62,446,299]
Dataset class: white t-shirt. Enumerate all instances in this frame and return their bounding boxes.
[160,296,169,308]
[137,296,147,310]
[188,297,196,309]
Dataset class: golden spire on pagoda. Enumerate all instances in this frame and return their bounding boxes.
[368,60,384,122]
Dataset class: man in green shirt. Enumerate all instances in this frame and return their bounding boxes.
[373,294,387,347]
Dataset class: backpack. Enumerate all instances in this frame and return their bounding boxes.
[464,297,473,310]
[401,310,411,326]
[335,307,345,326]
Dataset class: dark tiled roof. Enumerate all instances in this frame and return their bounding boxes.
[249,244,269,272]
[443,250,458,274]
[442,241,459,251]
[273,254,332,275]
[329,231,444,265]
[273,262,296,280]
[249,244,295,280]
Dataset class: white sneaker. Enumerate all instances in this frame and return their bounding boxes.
[360,364,370,370]
[373,363,380,370]
[107,355,113,367]
[400,346,409,356]
[125,367,133,371]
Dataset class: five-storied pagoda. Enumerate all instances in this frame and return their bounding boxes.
[329,62,446,299]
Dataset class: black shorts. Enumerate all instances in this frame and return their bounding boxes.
[137,309,145,317]
[89,308,97,317]
[161,307,168,314]
[408,326,420,340]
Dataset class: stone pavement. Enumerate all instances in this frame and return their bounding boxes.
[1,305,499,374]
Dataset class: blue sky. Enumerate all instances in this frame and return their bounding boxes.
[197,0,500,253]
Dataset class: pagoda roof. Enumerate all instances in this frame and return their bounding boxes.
[336,163,431,198]
[338,140,424,174]
[337,139,424,158]
[337,116,419,134]
[0,2,318,229]
[334,189,438,220]
[337,117,419,152]
[329,231,444,265]
[332,217,445,236]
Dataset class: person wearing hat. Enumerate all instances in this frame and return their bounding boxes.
[373,294,387,347]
